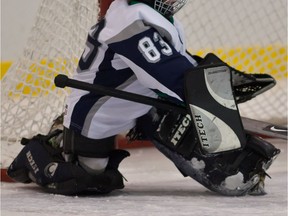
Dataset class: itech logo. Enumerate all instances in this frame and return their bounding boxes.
[194,114,209,149]
[171,114,191,146]
[26,151,39,174]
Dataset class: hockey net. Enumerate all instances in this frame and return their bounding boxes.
[1,0,287,173]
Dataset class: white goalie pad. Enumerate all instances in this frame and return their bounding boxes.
[184,64,246,154]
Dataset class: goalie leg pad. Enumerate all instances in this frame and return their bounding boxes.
[127,108,198,160]
[152,134,280,196]
[7,132,129,195]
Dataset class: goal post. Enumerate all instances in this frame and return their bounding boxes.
[1,0,287,178]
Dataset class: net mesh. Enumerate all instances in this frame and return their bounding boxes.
[1,0,287,168]
[1,0,99,168]
[177,0,287,124]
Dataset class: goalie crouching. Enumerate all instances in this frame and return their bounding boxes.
[7,0,280,196]
[128,53,280,196]
[7,53,280,196]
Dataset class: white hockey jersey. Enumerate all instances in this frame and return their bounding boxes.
[63,0,197,139]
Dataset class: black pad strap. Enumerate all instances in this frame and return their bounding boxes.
[63,128,115,158]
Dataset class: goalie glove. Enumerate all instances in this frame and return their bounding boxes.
[192,53,276,103]
[7,130,129,195]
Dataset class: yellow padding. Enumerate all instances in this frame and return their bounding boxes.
[193,45,287,80]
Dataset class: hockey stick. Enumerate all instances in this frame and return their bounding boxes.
[54,74,187,114]
[54,74,287,140]
[241,118,287,140]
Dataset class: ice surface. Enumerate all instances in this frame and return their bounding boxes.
[1,139,287,216]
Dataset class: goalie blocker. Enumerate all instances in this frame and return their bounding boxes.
[129,54,280,196]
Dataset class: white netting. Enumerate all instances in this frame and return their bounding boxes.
[1,0,99,168]
[176,0,287,124]
[1,0,287,168]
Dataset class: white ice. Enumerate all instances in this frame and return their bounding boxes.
[1,139,287,216]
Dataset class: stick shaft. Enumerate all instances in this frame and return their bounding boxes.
[54,74,187,114]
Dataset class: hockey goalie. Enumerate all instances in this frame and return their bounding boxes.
[7,0,280,196]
